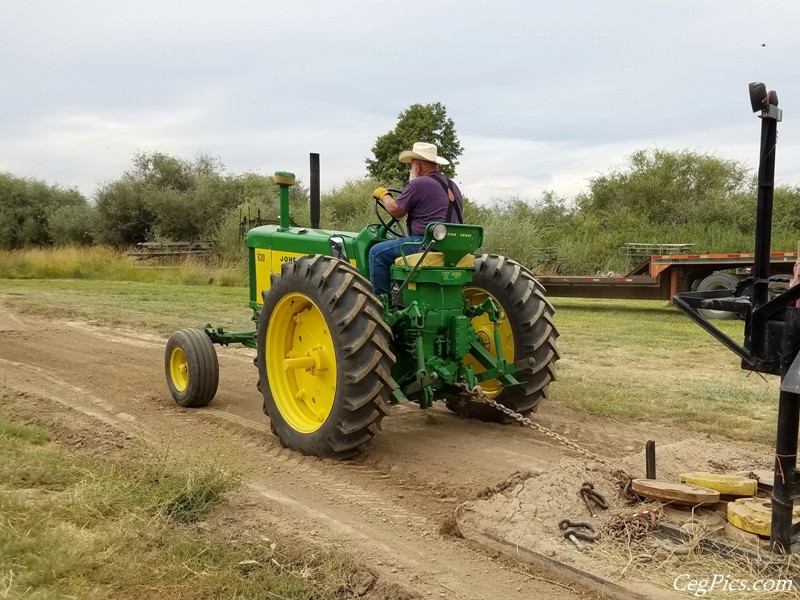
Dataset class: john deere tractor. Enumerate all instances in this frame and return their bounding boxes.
[165,170,559,458]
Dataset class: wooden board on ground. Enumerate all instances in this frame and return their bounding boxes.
[631,479,720,505]
[455,505,682,600]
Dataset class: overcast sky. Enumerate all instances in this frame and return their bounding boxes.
[3,0,800,205]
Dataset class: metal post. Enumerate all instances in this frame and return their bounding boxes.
[676,83,797,554]
[749,99,780,353]
[771,389,799,552]
[743,88,797,553]
[645,440,656,479]
[310,153,320,229]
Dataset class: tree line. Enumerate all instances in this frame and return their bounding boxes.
[3,147,800,275]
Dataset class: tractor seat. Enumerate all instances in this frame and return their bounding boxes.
[394,252,475,268]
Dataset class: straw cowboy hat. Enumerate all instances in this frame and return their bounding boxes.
[398,142,450,166]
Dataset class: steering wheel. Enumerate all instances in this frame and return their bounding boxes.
[374,188,407,238]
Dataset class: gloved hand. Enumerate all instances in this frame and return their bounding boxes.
[373,187,390,201]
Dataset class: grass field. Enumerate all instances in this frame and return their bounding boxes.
[0,278,256,333]
[0,411,367,599]
[0,246,248,287]
[551,297,779,444]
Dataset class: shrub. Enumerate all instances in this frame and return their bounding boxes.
[0,173,88,249]
[48,204,95,246]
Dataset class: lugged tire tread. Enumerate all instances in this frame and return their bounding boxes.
[258,255,395,459]
[451,254,560,423]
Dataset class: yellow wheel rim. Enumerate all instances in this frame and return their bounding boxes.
[266,292,337,434]
[463,288,515,398]
[170,347,189,392]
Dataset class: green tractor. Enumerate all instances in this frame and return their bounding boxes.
[165,171,560,458]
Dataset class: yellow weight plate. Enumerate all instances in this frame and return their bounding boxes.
[727,497,800,537]
[679,472,758,496]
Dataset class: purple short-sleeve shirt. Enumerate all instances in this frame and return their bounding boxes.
[394,172,463,236]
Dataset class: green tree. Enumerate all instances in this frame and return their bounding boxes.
[0,173,88,249]
[576,149,750,228]
[367,102,463,185]
[93,177,156,246]
[48,203,95,245]
[93,152,232,246]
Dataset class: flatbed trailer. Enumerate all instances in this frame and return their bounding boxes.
[537,251,798,301]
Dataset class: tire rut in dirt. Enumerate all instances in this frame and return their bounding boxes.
[257,255,396,459]
[451,254,560,423]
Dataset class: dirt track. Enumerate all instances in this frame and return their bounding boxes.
[0,303,670,598]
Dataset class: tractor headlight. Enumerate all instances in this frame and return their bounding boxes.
[432,224,447,241]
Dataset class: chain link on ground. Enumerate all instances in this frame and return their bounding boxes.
[471,387,613,466]
[602,510,660,543]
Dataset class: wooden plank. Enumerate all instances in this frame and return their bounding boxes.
[631,479,720,505]
[455,515,679,599]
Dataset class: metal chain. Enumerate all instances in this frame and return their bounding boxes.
[474,388,612,466]
[602,510,660,543]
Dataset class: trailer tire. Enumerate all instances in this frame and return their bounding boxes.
[697,272,741,320]
[165,328,219,407]
[735,274,792,304]
[450,254,560,423]
[769,275,791,298]
[257,255,395,459]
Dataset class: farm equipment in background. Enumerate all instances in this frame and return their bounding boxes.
[674,82,800,553]
[165,163,560,459]
[127,241,212,262]
[539,248,796,321]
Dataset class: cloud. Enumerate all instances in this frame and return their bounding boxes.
[2,0,800,205]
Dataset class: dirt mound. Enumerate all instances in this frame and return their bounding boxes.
[455,438,778,599]
[459,439,772,544]
[618,439,772,483]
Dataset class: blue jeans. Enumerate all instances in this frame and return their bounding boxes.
[368,236,424,296]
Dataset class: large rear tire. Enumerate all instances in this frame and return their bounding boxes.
[257,255,395,459]
[165,328,219,407]
[453,254,560,423]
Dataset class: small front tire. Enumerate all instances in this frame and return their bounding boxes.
[165,328,219,407]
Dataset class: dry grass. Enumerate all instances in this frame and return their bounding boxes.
[591,519,799,599]
[0,412,375,600]
[0,245,248,287]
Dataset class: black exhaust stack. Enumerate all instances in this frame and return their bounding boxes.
[310,153,320,229]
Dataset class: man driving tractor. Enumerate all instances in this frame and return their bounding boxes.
[369,142,464,296]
